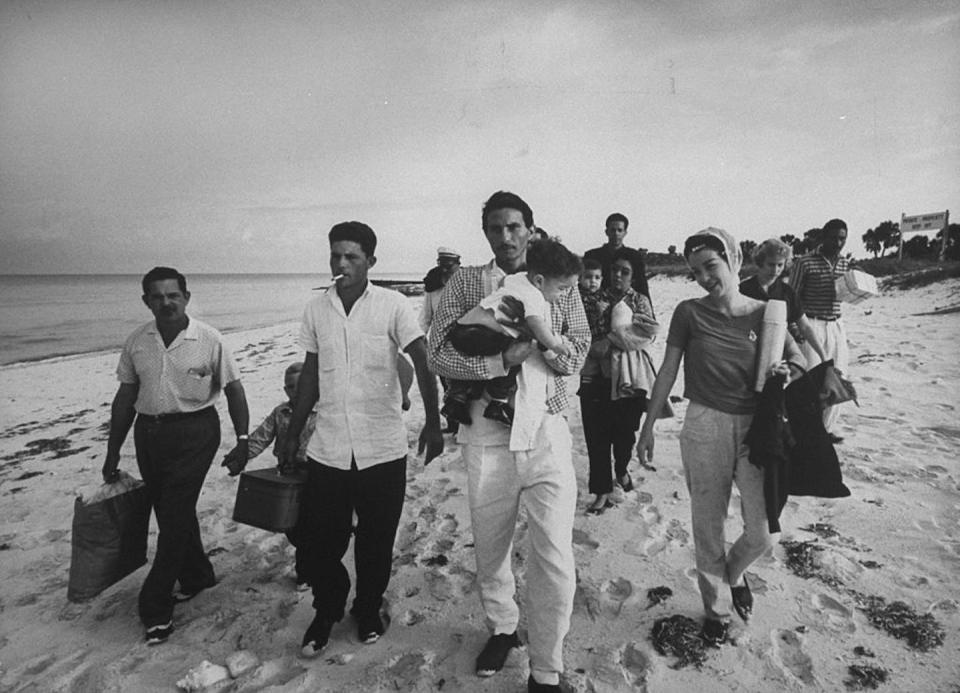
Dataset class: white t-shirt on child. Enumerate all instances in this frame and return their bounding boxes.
[479,273,549,340]
[478,272,554,451]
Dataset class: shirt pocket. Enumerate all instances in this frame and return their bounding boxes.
[179,368,214,402]
[360,335,394,387]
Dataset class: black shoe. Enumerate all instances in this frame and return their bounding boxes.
[731,583,753,622]
[483,400,514,426]
[528,675,561,692]
[145,621,173,646]
[475,631,522,676]
[617,473,634,493]
[702,618,729,645]
[356,611,385,644]
[301,615,335,658]
[441,398,472,425]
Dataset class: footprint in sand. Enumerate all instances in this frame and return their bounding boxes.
[425,569,455,601]
[383,651,433,690]
[603,577,633,615]
[572,528,599,550]
[771,629,816,684]
[812,593,856,633]
[573,577,603,621]
[401,609,425,626]
[583,642,651,689]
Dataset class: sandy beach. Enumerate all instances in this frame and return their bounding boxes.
[1,274,959,692]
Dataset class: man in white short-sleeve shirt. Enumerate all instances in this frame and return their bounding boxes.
[280,221,443,657]
[102,266,250,646]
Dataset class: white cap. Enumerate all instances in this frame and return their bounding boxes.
[437,247,460,259]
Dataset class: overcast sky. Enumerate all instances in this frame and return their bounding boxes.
[1,1,958,275]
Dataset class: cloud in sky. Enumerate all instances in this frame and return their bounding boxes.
[1,0,958,274]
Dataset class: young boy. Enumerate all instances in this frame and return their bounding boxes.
[441,237,582,427]
[222,361,317,585]
[579,257,608,342]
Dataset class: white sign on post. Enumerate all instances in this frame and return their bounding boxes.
[901,211,947,233]
[899,210,949,260]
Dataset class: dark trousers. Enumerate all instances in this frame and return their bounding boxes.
[134,408,219,627]
[301,456,407,621]
[579,381,645,495]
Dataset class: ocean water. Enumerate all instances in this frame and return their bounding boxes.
[0,273,421,366]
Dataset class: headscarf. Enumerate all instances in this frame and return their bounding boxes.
[683,226,742,276]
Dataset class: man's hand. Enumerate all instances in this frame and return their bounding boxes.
[221,441,249,477]
[502,340,535,369]
[277,437,299,475]
[101,454,121,484]
[418,423,444,466]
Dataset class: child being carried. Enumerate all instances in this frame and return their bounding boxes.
[441,238,582,427]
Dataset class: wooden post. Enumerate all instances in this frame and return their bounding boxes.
[899,212,905,262]
[940,210,950,262]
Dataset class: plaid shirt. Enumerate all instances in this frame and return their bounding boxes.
[428,260,590,415]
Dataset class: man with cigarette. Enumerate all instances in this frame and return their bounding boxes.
[102,266,250,645]
[281,221,443,657]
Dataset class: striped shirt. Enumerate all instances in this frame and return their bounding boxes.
[789,252,851,320]
[427,260,590,415]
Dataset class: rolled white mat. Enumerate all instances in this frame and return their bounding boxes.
[755,299,787,392]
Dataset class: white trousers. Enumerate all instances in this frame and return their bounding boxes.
[799,317,849,433]
[679,402,775,620]
[462,410,577,679]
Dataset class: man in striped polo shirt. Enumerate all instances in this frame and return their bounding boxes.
[789,218,851,440]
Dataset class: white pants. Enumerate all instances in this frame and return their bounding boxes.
[800,317,849,433]
[461,408,577,680]
[679,402,775,620]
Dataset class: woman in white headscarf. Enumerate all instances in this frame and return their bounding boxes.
[636,227,804,644]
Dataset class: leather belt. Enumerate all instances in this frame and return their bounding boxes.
[137,407,215,424]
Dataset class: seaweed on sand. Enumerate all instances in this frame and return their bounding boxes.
[650,615,708,669]
[646,586,673,609]
[844,664,889,690]
[781,540,844,589]
[853,594,945,652]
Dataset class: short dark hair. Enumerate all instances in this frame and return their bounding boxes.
[605,212,629,229]
[329,221,377,257]
[142,266,187,295]
[582,257,602,272]
[526,238,583,279]
[822,218,847,235]
[482,191,534,229]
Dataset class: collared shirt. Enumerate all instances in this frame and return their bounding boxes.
[247,401,318,463]
[427,259,590,417]
[299,283,422,470]
[789,251,851,320]
[117,317,240,415]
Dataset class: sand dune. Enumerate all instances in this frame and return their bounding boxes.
[1,275,958,692]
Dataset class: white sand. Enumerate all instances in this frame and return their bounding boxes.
[1,275,959,692]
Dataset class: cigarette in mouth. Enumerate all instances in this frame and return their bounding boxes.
[314,274,345,290]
